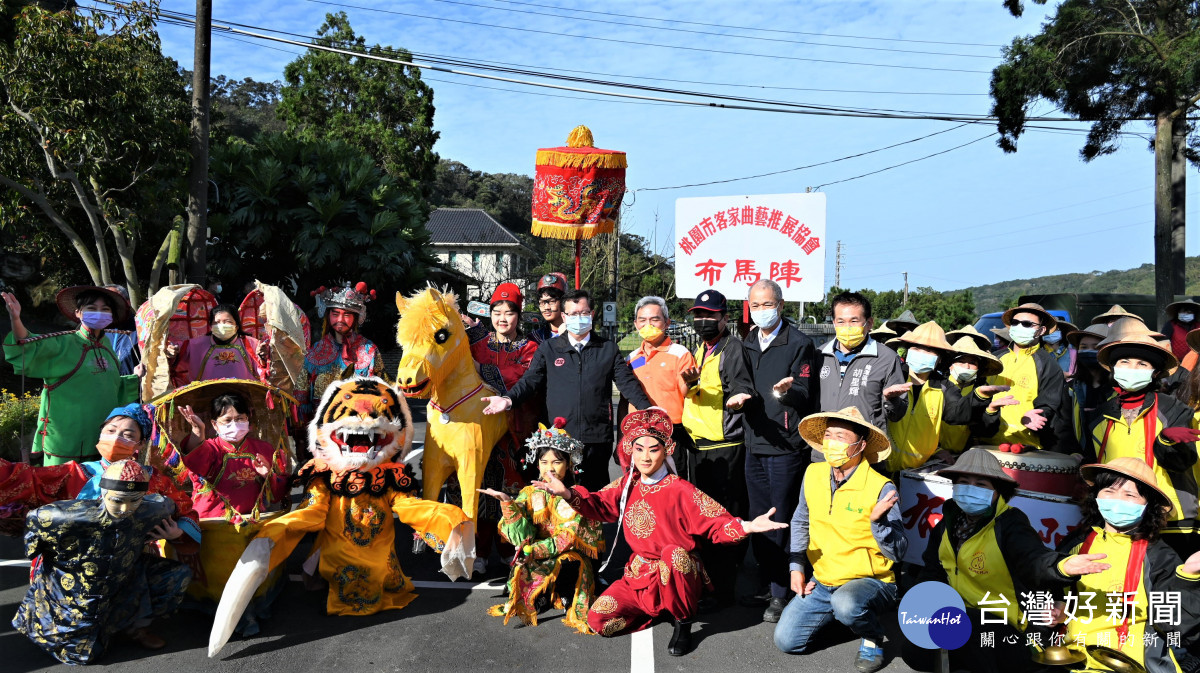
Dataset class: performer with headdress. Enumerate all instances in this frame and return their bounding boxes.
[481,419,605,633]
[534,408,787,655]
[12,460,193,664]
[2,286,141,465]
[302,283,385,409]
[0,404,201,550]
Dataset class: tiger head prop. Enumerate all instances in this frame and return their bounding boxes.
[309,377,413,472]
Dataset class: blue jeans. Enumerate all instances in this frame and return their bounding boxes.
[773,577,898,654]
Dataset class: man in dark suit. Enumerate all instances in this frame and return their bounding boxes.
[742,279,817,622]
[483,288,653,490]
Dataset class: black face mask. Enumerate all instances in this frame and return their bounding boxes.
[693,318,722,340]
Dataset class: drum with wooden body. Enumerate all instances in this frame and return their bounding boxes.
[985,448,1083,498]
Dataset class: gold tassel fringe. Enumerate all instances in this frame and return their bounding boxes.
[535,149,627,170]
[531,219,615,240]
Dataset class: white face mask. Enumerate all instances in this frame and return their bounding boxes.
[1179,312,1195,323]
[949,364,978,385]
[217,420,250,443]
[1008,324,1039,346]
[750,308,779,330]
[1112,366,1154,392]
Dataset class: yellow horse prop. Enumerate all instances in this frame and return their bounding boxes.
[394,287,508,522]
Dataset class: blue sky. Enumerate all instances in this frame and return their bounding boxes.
[153,0,1198,294]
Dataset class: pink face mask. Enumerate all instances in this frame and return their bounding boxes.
[217,420,250,443]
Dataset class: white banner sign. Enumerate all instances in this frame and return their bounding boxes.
[898,470,1083,565]
[674,193,827,301]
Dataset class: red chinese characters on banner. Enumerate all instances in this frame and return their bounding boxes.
[733,260,761,285]
[677,207,821,257]
[694,259,726,285]
[770,260,803,288]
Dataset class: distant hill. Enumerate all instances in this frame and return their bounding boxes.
[963,257,1200,315]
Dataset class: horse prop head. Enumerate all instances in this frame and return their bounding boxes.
[394,287,472,399]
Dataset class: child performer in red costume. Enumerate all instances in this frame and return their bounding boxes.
[535,407,787,656]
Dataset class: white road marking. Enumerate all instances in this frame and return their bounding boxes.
[631,627,655,673]
[0,559,32,567]
[284,573,503,591]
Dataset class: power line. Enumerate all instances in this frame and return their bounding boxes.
[477,0,1007,48]
[153,5,994,97]
[143,4,996,118]
[852,202,1148,259]
[203,26,1153,146]
[812,134,995,190]
[210,31,680,107]
[305,0,993,74]
[840,220,1151,283]
[636,123,972,191]
[112,3,1179,126]
[363,0,1003,60]
[849,183,1148,251]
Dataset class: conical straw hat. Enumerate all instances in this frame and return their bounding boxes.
[888,321,953,352]
[798,406,891,464]
[1080,457,1173,516]
[1002,302,1058,332]
[946,324,991,352]
[949,336,1003,378]
[1067,323,1107,349]
[1097,333,1177,372]
[1097,317,1163,346]
[885,309,919,334]
[1090,304,1145,326]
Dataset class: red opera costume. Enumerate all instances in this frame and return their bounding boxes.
[562,409,749,637]
[182,436,290,520]
[532,126,626,241]
[568,474,748,635]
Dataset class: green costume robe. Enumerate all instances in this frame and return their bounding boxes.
[3,327,139,465]
[488,485,604,634]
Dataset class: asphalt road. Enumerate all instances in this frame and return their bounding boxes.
[0,403,930,673]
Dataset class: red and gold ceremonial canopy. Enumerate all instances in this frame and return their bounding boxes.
[532,125,626,241]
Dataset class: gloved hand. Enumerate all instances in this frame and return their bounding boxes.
[1160,427,1200,444]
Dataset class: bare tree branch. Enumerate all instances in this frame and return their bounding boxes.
[0,172,104,284]
[1057,30,1168,63]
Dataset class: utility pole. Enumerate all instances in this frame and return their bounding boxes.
[834,240,843,287]
[1171,113,1187,296]
[902,271,909,306]
[611,211,620,340]
[185,0,213,285]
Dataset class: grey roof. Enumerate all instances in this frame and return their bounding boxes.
[425,208,522,246]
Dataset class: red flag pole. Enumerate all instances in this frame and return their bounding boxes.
[574,238,582,289]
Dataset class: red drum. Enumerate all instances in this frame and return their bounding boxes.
[986,448,1082,498]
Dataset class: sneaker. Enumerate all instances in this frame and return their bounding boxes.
[762,596,786,623]
[473,557,488,577]
[854,639,885,673]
